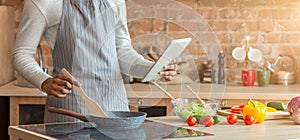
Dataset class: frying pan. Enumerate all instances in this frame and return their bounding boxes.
[48,107,147,130]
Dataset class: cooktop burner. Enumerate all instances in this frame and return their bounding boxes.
[19,120,213,139]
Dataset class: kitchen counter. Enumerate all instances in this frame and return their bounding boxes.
[0,81,43,97]
[1,80,300,99]
[0,81,46,126]
[1,80,300,126]
[8,116,300,139]
[2,80,300,99]
[125,82,300,100]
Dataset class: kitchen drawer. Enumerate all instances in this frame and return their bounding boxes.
[128,98,175,116]
[19,104,45,125]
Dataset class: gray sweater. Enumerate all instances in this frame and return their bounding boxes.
[12,0,153,90]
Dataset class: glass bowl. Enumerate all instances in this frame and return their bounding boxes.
[171,98,219,121]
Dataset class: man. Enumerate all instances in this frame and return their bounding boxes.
[12,0,177,122]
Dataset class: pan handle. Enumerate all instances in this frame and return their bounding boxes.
[48,107,88,122]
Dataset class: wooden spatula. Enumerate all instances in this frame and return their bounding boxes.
[61,68,107,118]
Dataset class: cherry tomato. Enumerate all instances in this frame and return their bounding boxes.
[213,116,220,125]
[187,116,197,126]
[202,115,214,127]
[186,129,196,134]
[227,114,238,125]
[244,115,254,125]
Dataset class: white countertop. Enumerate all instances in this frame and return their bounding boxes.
[9,116,300,140]
[149,116,300,140]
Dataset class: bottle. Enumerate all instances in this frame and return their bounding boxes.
[218,51,225,84]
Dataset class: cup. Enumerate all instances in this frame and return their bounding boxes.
[241,69,256,86]
[248,47,262,63]
[232,45,246,62]
[257,70,270,87]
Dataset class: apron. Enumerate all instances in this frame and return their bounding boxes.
[44,0,129,123]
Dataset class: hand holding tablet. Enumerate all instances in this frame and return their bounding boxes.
[142,38,192,82]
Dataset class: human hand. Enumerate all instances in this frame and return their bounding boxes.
[41,75,80,98]
[158,60,178,81]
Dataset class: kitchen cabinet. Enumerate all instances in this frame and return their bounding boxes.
[0,6,15,87]
[0,82,46,140]
[2,81,300,125]
[2,80,300,139]
[2,81,300,120]
[0,81,46,126]
[125,83,298,108]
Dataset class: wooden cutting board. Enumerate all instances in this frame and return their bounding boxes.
[217,110,290,120]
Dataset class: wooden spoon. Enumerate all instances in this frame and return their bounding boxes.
[61,68,107,118]
[186,85,206,105]
[186,85,215,112]
[151,81,178,101]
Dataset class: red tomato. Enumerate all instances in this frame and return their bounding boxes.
[230,106,244,114]
[187,129,196,134]
[187,116,197,126]
[230,109,243,114]
[227,114,238,125]
[202,115,214,127]
[244,115,254,125]
[239,105,245,108]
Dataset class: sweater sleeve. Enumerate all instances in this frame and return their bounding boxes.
[115,2,154,78]
[12,0,52,90]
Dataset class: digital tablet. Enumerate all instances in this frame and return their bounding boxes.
[142,37,192,82]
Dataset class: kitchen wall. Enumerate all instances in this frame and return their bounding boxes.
[10,0,300,84]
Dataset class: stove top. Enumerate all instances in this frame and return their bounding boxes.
[19,120,213,139]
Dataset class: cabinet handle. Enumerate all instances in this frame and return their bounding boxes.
[221,100,227,106]
[138,99,144,105]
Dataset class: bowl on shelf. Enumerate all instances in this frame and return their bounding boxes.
[171,98,219,121]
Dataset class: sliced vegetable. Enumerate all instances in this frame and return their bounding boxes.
[188,102,206,115]
[230,105,244,114]
[266,107,277,112]
[175,107,192,120]
[175,102,209,121]
[194,114,204,124]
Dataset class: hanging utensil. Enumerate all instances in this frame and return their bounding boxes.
[61,68,107,118]
[273,55,281,66]
[267,61,275,72]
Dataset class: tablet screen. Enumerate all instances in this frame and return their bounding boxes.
[142,38,192,82]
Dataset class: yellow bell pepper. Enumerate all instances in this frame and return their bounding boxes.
[243,99,267,123]
[253,100,277,112]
